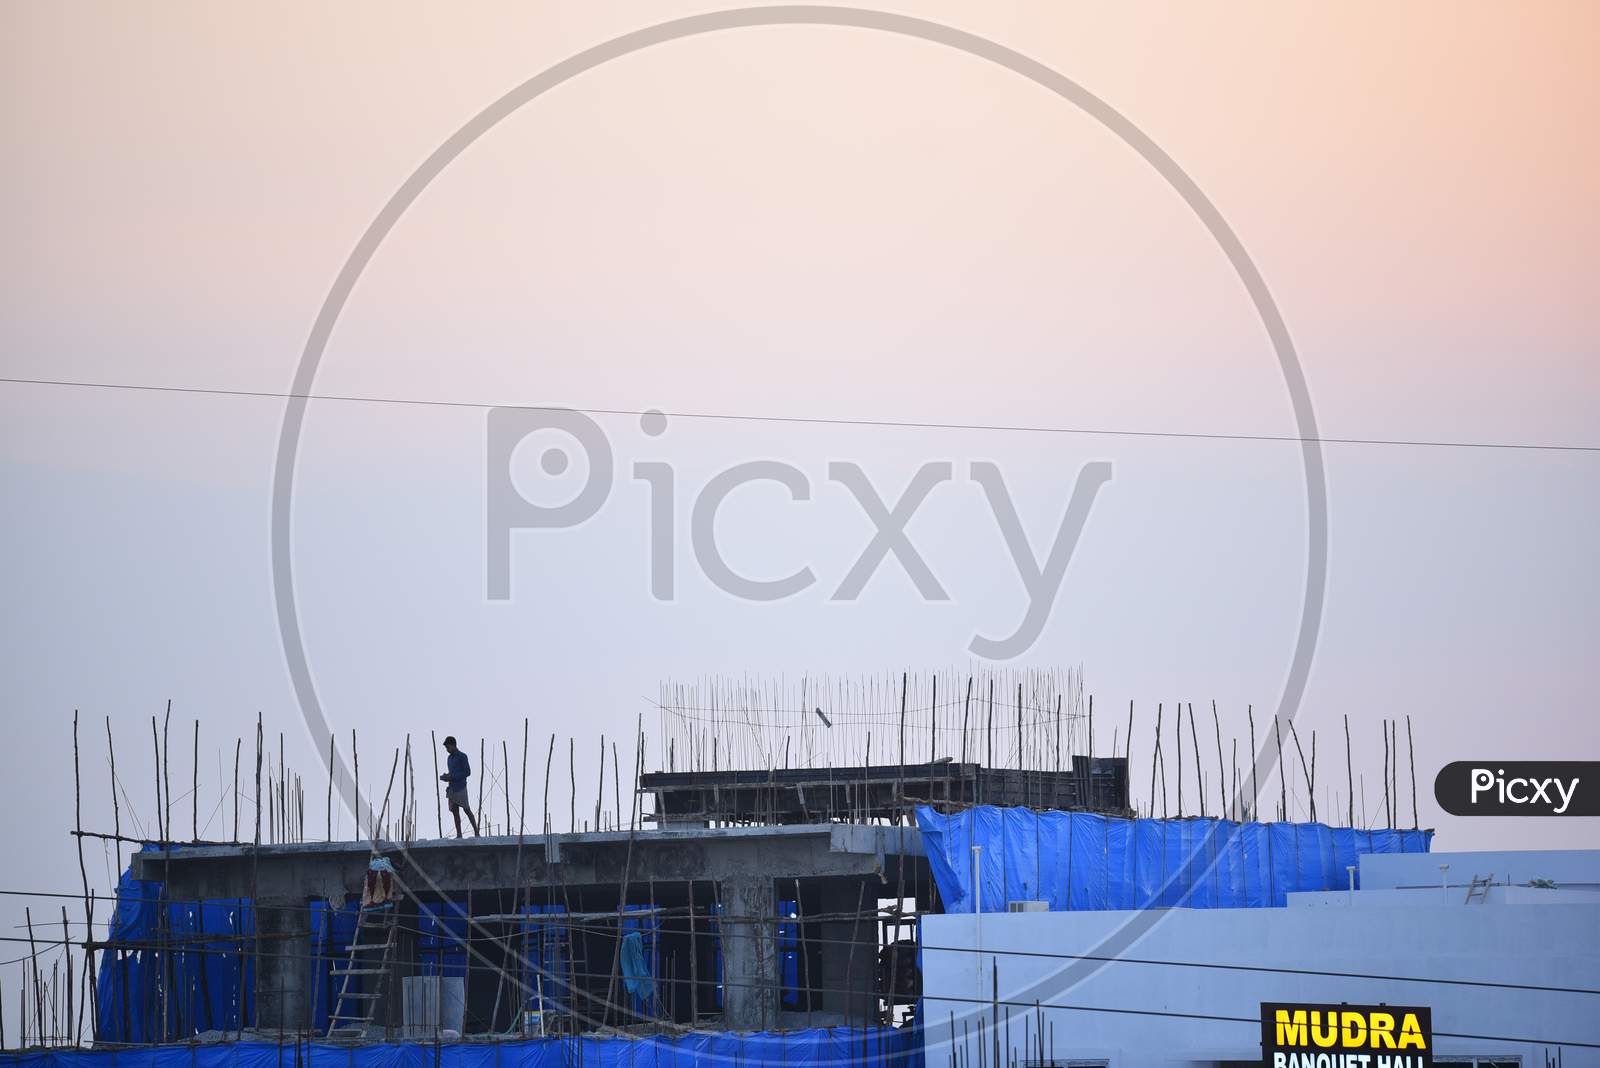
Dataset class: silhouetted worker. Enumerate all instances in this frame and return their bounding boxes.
[439,736,481,838]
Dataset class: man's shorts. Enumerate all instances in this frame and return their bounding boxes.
[447,787,470,810]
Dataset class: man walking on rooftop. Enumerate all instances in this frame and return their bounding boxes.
[440,736,481,838]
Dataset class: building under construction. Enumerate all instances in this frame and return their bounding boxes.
[6,668,1435,1066]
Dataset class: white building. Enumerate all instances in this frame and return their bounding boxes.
[921,849,1600,1068]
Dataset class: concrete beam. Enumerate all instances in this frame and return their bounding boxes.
[135,825,922,904]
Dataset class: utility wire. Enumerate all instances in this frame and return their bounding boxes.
[11,941,1599,1052]
[3,375,1597,454]
[10,879,1597,1051]
[4,886,1596,998]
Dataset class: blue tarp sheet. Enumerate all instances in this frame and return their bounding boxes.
[92,860,802,1041]
[916,805,1431,912]
[2,1030,921,1068]
[95,854,254,1043]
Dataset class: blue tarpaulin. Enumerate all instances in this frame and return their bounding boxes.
[92,864,805,1041]
[95,853,254,1043]
[3,1030,921,1068]
[916,805,1431,912]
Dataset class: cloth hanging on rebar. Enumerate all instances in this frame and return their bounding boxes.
[916,805,1432,912]
[361,855,397,907]
[619,931,653,1000]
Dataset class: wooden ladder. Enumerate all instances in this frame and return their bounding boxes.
[1464,873,1495,904]
[326,904,398,1038]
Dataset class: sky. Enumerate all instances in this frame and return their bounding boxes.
[1,0,1597,1041]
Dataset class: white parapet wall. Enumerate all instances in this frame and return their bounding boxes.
[921,855,1600,1067]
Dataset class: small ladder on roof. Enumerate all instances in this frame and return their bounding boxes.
[326,903,398,1038]
[1464,873,1494,904]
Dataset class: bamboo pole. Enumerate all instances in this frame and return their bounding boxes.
[400,735,411,842]
[326,733,335,841]
[105,718,122,875]
[1176,701,1183,816]
[72,711,98,1040]
[1344,715,1354,828]
[61,907,73,1044]
[1273,715,1286,821]
[1407,715,1419,829]
[27,908,43,1042]
[1231,738,1239,821]
[1211,701,1226,819]
[192,720,200,842]
[1288,721,1314,822]
[1382,719,1391,828]
[542,734,555,835]
[377,748,399,841]
[1392,719,1401,831]
[1310,731,1318,824]
[162,701,172,845]
[595,734,605,833]
[232,738,241,843]
[1149,704,1161,819]
[1247,706,1257,821]
[1187,704,1204,818]
[150,716,163,843]
[431,730,443,838]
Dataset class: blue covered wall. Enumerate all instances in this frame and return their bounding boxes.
[95,861,254,1043]
[3,1030,920,1068]
[916,805,1432,912]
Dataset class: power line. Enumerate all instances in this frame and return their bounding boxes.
[3,886,1595,998]
[922,989,1600,1051]
[915,939,1600,998]
[9,934,1596,1053]
[7,885,1595,1052]
[3,375,1597,454]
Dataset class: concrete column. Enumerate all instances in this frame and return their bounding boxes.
[719,876,775,1031]
[255,898,311,1033]
[818,878,878,1026]
[381,899,417,1037]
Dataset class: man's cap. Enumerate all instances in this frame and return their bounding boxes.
[443,735,457,747]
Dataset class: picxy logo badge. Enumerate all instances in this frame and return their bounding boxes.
[1434,761,1598,816]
